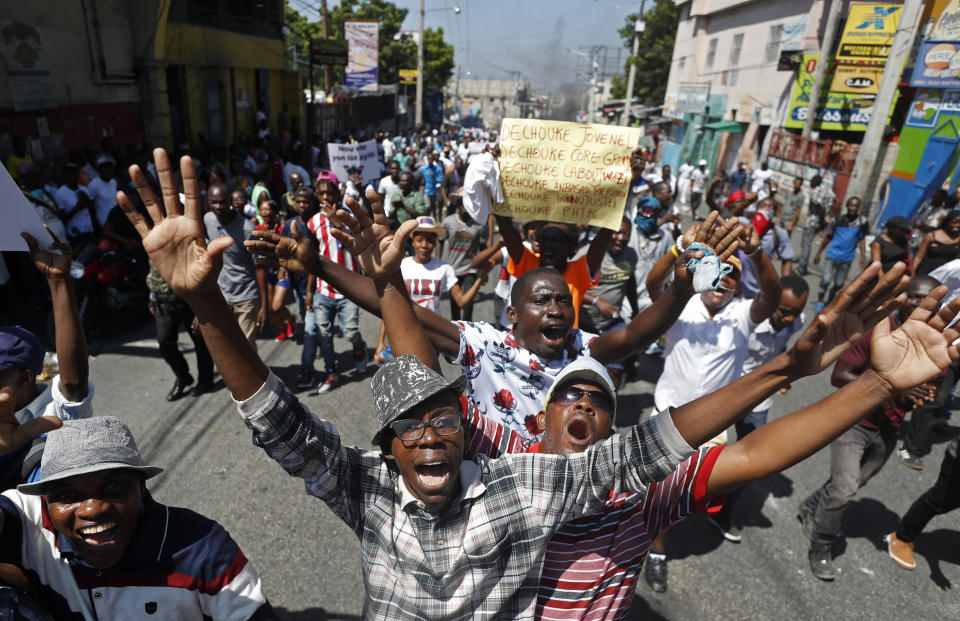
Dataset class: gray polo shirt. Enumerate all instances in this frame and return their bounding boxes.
[203,211,259,304]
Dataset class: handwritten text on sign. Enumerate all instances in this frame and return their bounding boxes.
[497,119,641,230]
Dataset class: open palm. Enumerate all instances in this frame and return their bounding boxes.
[22,228,72,279]
[117,148,231,299]
[332,187,418,280]
[245,221,320,276]
[871,288,960,392]
[788,262,908,377]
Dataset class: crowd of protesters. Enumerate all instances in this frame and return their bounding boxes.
[0,118,958,620]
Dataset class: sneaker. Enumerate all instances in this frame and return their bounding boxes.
[297,370,315,390]
[275,329,290,342]
[316,373,338,394]
[814,302,825,313]
[285,320,296,339]
[899,447,924,471]
[707,514,743,543]
[808,545,835,581]
[354,349,369,374]
[886,532,917,570]
[644,553,668,593]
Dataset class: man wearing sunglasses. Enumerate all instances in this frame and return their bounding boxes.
[120,150,960,618]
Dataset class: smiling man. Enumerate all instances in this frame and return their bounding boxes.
[0,413,276,620]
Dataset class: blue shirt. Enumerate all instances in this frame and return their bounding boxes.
[826,214,868,263]
[729,170,748,192]
[420,162,443,196]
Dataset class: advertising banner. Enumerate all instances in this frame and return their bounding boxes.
[905,88,960,128]
[677,84,710,113]
[345,20,379,91]
[784,54,896,131]
[930,0,960,41]
[399,69,417,84]
[497,118,641,230]
[829,64,884,94]
[0,20,57,111]
[836,3,901,64]
[910,40,960,87]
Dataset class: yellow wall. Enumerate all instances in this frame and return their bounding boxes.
[150,15,301,146]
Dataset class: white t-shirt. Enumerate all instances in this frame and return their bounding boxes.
[447,320,597,438]
[742,315,804,412]
[54,184,94,236]
[377,175,402,216]
[655,296,757,412]
[382,138,396,161]
[401,256,458,314]
[750,168,773,198]
[86,176,118,226]
[691,168,708,193]
[678,162,694,181]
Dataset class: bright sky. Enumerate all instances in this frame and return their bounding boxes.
[289,0,643,92]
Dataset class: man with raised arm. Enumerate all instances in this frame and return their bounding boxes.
[245,190,743,440]
[120,149,960,619]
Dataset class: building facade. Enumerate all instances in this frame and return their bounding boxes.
[0,0,301,164]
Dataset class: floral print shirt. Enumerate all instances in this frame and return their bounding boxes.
[448,321,597,440]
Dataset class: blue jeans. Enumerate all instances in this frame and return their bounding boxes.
[293,284,319,375]
[797,226,818,274]
[819,257,851,301]
[315,296,364,374]
[735,409,768,440]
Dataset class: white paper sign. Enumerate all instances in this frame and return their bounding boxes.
[0,164,56,252]
[326,140,383,185]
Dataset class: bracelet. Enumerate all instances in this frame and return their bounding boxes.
[747,246,762,257]
[591,297,598,306]
[670,245,680,258]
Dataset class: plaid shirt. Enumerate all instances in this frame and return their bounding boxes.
[236,373,693,619]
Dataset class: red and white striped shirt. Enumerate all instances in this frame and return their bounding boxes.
[463,399,724,620]
[308,212,359,300]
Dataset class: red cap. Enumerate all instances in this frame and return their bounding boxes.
[724,190,745,207]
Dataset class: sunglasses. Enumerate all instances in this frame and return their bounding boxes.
[389,412,462,444]
[551,386,614,413]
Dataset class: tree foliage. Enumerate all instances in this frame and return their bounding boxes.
[610,0,680,105]
[285,0,454,91]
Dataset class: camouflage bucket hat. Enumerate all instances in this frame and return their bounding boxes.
[370,354,467,446]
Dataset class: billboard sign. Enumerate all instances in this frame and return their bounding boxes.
[836,3,901,64]
[677,84,710,113]
[829,64,884,94]
[345,20,379,91]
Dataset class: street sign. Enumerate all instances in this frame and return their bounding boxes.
[677,84,710,113]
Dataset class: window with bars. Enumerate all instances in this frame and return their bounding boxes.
[765,24,784,63]
[729,33,744,67]
[706,38,718,68]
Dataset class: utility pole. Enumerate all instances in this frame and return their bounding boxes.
[846,0,924,208]
[619,0,645,126]
[802,0,841,138]
[321,0,330,93]
[308,35,314,142]
[589,47,601,124]
[416,0,425,127]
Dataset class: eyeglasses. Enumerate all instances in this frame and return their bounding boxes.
[389,412,462,444]
[551,386,614,413]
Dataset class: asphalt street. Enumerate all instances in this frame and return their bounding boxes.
[85,261,960,620]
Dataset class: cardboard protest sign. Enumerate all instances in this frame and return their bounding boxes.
[327,139,383,185]
[0,164,55,252]
[497,118,641,231]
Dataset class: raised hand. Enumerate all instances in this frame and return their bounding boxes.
[117,148,232,300]
[674,211,742,291]
[0,388,61,458]
[331,186,418,280]
[871,287,960,393]
[22,226,72,279]
[787,262,908,377]
[245,220,320,275]
[739,222,761,255]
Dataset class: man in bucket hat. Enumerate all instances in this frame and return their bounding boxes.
[119,148,960,617]
[0,406,277,620]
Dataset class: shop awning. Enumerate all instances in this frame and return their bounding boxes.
[703,120,745,133]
